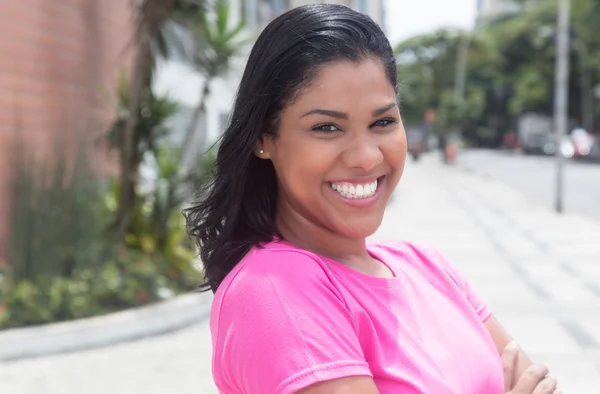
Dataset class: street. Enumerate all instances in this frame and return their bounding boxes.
[2,154,600,393]
[459,149,600,221]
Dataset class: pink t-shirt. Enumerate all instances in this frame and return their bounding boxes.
[210,240,504,393]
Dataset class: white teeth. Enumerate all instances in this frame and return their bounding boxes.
[330,179,379,199]
[356,185,364,197]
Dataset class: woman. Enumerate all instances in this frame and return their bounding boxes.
[185,4,559,394]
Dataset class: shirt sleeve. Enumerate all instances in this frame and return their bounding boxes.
[421,245,492,322]
[212,249,372,394]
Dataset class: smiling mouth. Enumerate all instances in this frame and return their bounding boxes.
[329,176,384,199]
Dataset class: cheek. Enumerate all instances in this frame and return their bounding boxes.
[384,129,408,163]
[272,143,332,195]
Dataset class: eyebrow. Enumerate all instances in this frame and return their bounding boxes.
[301,103,397,119]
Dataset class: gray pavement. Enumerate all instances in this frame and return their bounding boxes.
[458,149,600,221]
[2,154,600,393]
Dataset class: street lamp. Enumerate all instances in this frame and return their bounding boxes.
[554,0,571,214]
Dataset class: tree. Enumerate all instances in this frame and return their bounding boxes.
[394,29,494,143]
[180,0,250,163]
[486,0,600,133]
[107,69,179,210]
[393,0,600,147]
[395,29,466,124]
[117,0,206,236]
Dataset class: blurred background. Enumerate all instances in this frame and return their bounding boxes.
[0,0,599,393]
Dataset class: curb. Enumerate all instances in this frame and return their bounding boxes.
[0,291,212,362]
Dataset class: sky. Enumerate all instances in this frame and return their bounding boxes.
[384,0,477,46]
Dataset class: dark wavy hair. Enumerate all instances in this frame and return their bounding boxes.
[184,4,398,293]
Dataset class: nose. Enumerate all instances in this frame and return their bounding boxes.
[341,133,384,172]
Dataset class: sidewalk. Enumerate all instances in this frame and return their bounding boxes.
[377,154,600,392]
[1,154,599,393]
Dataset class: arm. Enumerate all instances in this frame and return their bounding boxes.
[484,315,535,382]
[298,376,380,394]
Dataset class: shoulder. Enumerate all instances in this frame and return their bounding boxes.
[369,239,463,286]
[215,242,339,303]
[211,242,346,328]
[209,243,369,393]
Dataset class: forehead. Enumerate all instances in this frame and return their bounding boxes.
[290,59,396,111]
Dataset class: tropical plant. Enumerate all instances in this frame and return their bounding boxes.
[0,246,188,329]
[1,133,205,330]
[181,0,250,162]
[106,69,179,231]
[118,0,206,235]
[7,134,108,283]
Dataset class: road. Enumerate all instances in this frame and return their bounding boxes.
[458,149,600,221]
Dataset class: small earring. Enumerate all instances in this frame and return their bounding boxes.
[258,148,264,154]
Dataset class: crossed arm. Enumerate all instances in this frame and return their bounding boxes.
[298,315,534,394]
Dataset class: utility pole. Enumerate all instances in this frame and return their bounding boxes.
[454,32,473,103]
[553,0,571,213]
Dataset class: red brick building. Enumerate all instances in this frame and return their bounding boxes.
[0,0,133,258]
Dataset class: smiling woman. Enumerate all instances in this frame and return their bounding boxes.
[183,4,558,394]
[259,59,404,245]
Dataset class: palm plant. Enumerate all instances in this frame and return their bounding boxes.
[180,0,250,162]
[107,69,179,231]
[7,134,106,282]
[118,0,206,235]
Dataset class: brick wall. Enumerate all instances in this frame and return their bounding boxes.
[0,0,133,258]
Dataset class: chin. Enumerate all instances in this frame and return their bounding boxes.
[335,218,383,240]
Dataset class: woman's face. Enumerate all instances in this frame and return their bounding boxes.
[261,58,407,240]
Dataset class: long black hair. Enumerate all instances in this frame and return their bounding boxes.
[184,4,398,293]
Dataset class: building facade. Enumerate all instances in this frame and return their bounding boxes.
[0,0,133,257]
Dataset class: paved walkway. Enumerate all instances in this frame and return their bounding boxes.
[383,154,600,393]
[2,153,599,393]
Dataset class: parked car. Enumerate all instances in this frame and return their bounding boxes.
[522,130,554,155]
[570,128,596,161]
[539,134,574,158]
[588,138,600,162]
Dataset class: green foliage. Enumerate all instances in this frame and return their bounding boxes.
[510,67,553,114]
[1,84,211,330]
[103,79,208,292]
[188,0,250,78]
[0,247,195,329]
[1,0,234,331]
[7,136,108,282]
[107,69,179,173]
[393,0,600,146]
[396,29,465,124]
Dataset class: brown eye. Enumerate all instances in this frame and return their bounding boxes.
[371,118,397,128]
[313,123,341,133]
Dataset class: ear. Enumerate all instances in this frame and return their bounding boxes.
[254,136,273,159]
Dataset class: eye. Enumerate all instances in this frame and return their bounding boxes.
[371,117,397,128]
[312,123,341,133]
